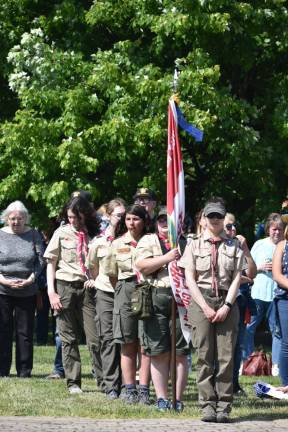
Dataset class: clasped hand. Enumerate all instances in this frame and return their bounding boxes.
[203,304,229,323]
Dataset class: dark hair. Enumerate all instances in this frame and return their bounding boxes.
[117,204,150,237]
[64,196,100,237]
[265,213,284,236]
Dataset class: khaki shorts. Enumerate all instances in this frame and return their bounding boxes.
[140,287,190,356]
[113,278,138,344]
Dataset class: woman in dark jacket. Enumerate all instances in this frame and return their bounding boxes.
[0,200,44,378]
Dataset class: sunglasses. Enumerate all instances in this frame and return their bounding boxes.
[225,223,237,230]
[206,213,224,219]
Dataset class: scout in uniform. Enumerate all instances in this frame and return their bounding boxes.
[178,198,244,423]
[45,196,102,394]
[86,198,125,400]
[135,206,190,412]
[103,204,151,404]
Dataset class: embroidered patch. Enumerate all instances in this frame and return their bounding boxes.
[224,239,234,247]
[117,247,131,253]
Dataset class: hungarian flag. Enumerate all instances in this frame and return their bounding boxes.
[167,97,185,247]
[167,96,203,343]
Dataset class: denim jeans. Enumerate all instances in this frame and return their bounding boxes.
[233,294,247,389]
[243,299,281,364]
[54,325,64,377]
[277,299,288,385]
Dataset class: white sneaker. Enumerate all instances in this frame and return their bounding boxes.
[68,385,83,394]
[239,362,244,376]
[272,364,279,377]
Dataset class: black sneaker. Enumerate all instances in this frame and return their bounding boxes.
[139,390,151,405]
[216,412,230,423]
[174,400,184,413]
[123,389,139,404]
[233,386,246,396]
[106,389,119,400]
[201,406,216,422]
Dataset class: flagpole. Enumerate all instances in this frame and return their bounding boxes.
[170,68,179,410]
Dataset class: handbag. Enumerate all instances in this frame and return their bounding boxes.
[131,281,153,320]
[242,351,272,376]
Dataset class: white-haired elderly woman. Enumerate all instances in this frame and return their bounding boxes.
[0,200,44,378]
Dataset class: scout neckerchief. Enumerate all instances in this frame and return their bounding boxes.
[207,236,222,297]
[70,225,88,275]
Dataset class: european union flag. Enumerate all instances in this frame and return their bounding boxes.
[176,105,204,142]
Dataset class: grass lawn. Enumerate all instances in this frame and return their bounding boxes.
[0,345,287,420]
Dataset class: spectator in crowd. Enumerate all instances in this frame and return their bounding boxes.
[0,201,44,378]
[243,213,284,376]
[272,224,288,389]
[178,197,244,423]
[45,195,102,394]
[133,188,157,230]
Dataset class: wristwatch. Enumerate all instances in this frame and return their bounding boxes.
[224,301,233,309]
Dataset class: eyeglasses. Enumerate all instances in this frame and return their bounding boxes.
[206,213,224,219]
[225,223,237,230]
[135,197,150,204]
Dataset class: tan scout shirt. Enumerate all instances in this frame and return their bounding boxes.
[178,230,244,291]
[135,233,171,288]
[103,231,138,280]
[44,224,89,282]
[86,236,114,292]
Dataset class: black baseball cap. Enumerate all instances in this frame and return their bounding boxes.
[71,190,93,202]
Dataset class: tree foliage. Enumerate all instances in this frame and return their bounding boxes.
[0,0,287,233]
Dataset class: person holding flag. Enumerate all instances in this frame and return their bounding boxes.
[135,206,189,412]
[178,197,244,423]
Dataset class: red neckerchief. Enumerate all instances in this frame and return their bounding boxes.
[106,235,115,242]
[207,237,222,297]
[158,234,171,251]
[128,240,138,248]
[71,225,88,275]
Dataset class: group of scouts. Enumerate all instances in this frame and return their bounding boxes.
[43,189,245,423]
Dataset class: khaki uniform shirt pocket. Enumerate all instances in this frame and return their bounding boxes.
[221,249,235,271]
[116,253,132,273]
[195,249,211,271]
[60,239,77,263]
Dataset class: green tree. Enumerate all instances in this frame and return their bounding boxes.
[0,0,287,235]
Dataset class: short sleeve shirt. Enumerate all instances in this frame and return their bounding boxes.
[178,230,244,291]
[86,236,114,292]
[135,233,171,288]
[102,231,138,280]
[44,224,88,282]
[250,237,277,301]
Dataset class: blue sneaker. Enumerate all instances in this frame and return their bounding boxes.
[156,398,171,412]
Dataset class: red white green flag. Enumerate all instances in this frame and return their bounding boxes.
[167,97,185,247]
